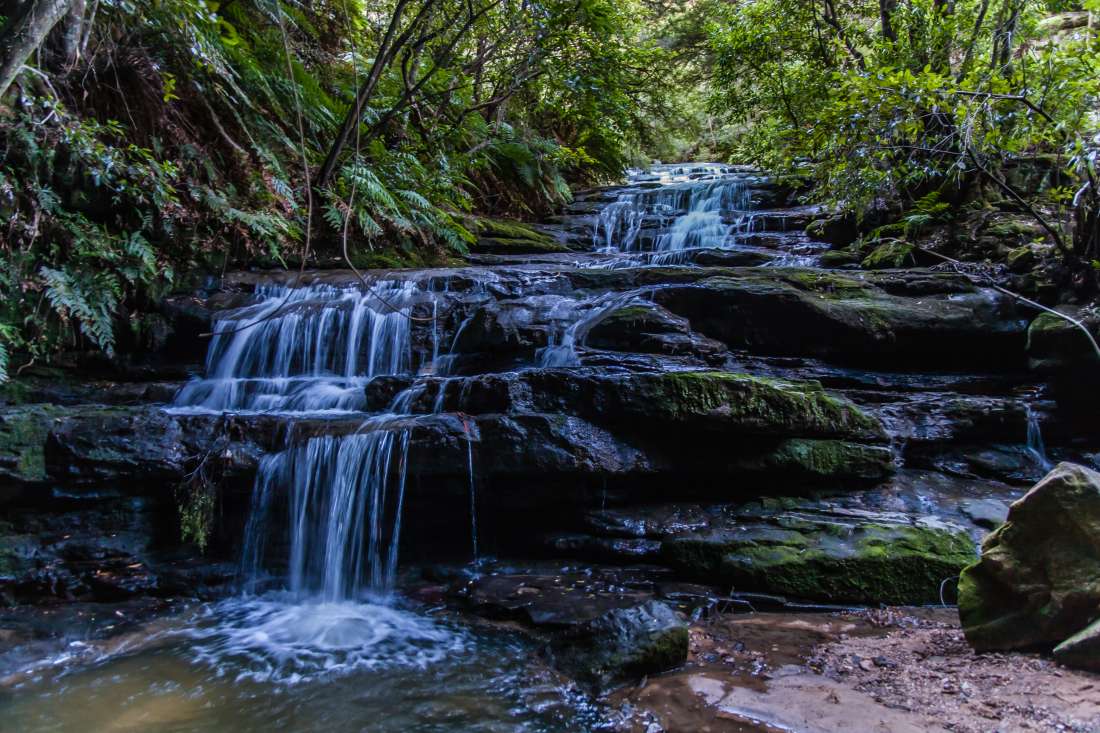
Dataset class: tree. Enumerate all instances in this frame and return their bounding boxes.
[0,0,75,96]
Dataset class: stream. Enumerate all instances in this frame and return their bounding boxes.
[2,163,1084,732]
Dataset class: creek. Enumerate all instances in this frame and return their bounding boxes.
[3,163,1086,732]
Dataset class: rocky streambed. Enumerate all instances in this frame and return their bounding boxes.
[2,163,1099,731]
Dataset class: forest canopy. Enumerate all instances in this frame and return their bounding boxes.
[0,0,1097,379]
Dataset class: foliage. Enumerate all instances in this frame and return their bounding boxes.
[708,0,1100,274]
[0,0,674,379]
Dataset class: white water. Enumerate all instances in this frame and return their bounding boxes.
[1025,404,1053,472]
[171,281,423,414]
[591,164,756,253]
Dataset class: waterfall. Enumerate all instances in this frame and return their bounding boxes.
[591,164,754,252]
[241,420,411,601]
[1025,405,1053,472]
[172,280,420,413]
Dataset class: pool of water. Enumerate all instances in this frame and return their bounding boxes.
[0,594,606,732]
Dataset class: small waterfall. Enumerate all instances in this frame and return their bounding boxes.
[536,291,645,367]
[241,419,411,601]
[172,280,422,413]
[1025,405,1053,472]
[461,418,479,565]
[591,164,754,253]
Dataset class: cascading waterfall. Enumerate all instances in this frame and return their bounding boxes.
[241,423,411,601]
[592,164,754,253]
[172,280,421,413]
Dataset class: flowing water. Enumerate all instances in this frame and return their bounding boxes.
[2,162,1057,731]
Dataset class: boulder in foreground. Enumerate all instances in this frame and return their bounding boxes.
[958,462,1100,660]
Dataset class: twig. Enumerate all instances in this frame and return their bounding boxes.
[907,241,1100,361]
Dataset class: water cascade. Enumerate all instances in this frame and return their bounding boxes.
[1025,404,1053,472]
[172,280,422,414]
[592,164,754,253]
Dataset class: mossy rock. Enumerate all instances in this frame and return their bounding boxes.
[522,370,887,442]
[468,217,569,255]
[959,462,1100,652]
[0,405,68,484]
[471,236,570,255]
[1026,309,1100,372]
[1005,245,1038,273]
[818,249,861,268]
[862,242,916,269]
[732,438,895,481]
[650,267,1026,370]
[663,512,975,604]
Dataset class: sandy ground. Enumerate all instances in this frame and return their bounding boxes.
[610,607,1100,733]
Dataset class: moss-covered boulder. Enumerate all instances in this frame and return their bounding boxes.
[862,242,916,269]
[549,600,688,690]
[524,371,887,442]
[0,405,66,484]
[1026,309,1100,372]
[468,217,570,255]
[818,248,861,268]
[663,504,975,604]
[958,462,1100,654]
[730,438,894,481]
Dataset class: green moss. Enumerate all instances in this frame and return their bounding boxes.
[663,519,975,604]
[470,236,569,255]
[745,438,895,480]
[0,405,67,483]
[470,217,554,243]
[818,249,861,268]
[861,242,916,269]
[984,219,1044,240]
[625,371,885,440]
[781,270,874,298]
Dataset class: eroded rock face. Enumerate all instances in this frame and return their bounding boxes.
[548,600,688,690]
[651,269,1027,369]
[958,462,1100,655]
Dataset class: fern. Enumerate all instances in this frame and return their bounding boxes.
[39,267,121,355]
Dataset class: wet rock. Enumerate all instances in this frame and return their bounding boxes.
[547,534,663,562]
[959,498,1010,529]
[806,215,858,246]
[1026,308,1100,373]
[548,600,688,689]
[44,408,271,484]
[662,503,975,604]
[586,304,695,354]
[959,462,1100,652]
[460,570,660,627]
[652,269,1026,369]
[46,407,189,483]
[518,371,887,442]
[1053,617,1100,671]
[0,405,66,485]
[729,438,894,482]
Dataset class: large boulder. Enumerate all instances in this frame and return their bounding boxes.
[958,462,1100,654]
[548,600,688,690]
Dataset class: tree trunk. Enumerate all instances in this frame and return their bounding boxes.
[0,0,74,97]
[56,0,84,68]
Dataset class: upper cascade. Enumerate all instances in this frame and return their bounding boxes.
[592,163,757,252]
